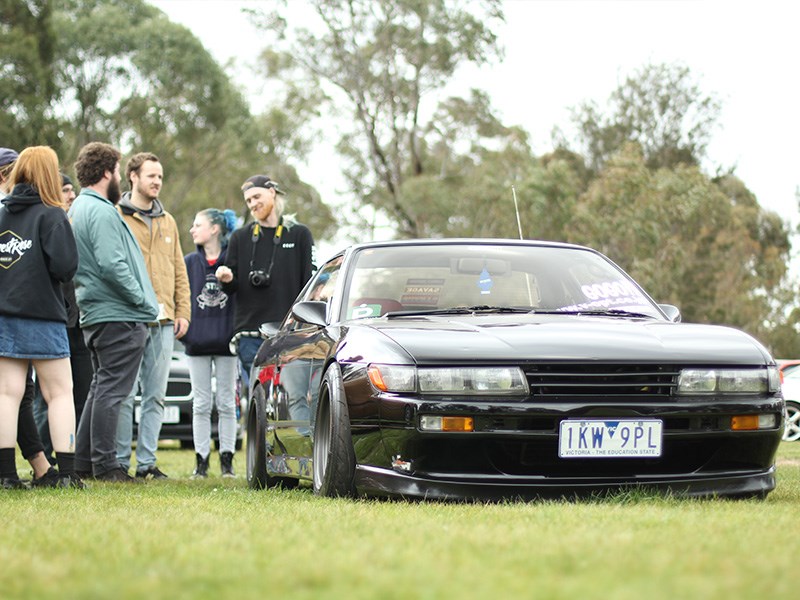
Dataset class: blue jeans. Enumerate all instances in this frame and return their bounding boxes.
[237,336,264,391]
[116,324,173,471]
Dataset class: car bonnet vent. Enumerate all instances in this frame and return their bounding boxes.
[525,364,679,398]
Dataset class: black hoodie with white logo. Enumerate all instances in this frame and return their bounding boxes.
[0,183,78,322]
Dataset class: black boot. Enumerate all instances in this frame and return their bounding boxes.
[191,453,209,479]
[0,447,25,489]
[220,451,235,478]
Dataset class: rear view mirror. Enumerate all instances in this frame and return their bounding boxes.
[453,258,510,275]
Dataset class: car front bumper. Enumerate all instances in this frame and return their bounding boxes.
[363,395,783,500]
[355,463,777,501]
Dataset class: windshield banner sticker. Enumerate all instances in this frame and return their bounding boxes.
[560,280,649,312]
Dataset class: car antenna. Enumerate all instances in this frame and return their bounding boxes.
[512,185,535,307]
[512,185,524,240]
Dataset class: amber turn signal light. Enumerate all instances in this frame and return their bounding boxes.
[419,416,474,432]
[731,415,759,430]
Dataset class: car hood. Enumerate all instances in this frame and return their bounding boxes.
[363,314,770,364]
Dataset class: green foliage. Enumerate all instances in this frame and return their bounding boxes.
[2,0,336,250]
[0,0,60,149]
[255,0,505,237]
[571,63,722,172]
[568,143,794,348]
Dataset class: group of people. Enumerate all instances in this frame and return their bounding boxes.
[0,142,316,488]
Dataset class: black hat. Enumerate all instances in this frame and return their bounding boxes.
[61,173,73,187]
[241,175,285,195]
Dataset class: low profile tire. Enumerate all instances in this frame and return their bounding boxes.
[783,401,800,442]
[246,387,270,489]
[313,364,356,498]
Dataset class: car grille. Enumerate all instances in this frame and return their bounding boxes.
[524,363,679,399]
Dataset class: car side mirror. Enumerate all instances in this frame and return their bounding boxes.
[658,304,681,323]
[292,300,327,327]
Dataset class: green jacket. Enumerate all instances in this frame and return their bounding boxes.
[69,188,158,326]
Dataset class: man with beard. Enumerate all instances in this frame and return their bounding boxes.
[70,142,158,482]
[215,175,316,388]
[115,152,190,480]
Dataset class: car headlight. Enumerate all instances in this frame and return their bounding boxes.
[677,368,778,395]
[367,365,416,392]
[368,365,528,396]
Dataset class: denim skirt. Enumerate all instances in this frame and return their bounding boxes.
[0,314,70,359]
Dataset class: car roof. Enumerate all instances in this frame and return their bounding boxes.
[355,238,588,250]
[332,238,596,258]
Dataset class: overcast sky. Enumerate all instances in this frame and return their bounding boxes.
[150,0,800,237]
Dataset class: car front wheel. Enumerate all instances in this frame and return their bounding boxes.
[783,401,800,442]
[313,364,356,498]
[246,386,270,489]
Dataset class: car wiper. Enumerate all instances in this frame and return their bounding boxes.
[386,305,534,318]
[540,308,656,319]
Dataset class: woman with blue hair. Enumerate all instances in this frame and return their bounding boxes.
[183,208,239,478]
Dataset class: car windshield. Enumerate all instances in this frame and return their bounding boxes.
[341,243,663,320]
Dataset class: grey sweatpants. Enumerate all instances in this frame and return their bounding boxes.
[75,321,147,476]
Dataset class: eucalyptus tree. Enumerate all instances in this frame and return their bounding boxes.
[571,62,722,173]
[253,0,508,238]
[569,143,793,348]
[0,0,60,149]
[46,0,335,248]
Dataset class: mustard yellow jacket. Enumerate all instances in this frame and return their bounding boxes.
[118,194,191,324]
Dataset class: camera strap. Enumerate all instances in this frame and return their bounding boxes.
[249,216,284,277]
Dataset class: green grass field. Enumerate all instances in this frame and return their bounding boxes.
[2,442,798,600]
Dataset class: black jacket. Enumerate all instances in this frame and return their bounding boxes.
[221,217,315,333]
[0,184,78,322]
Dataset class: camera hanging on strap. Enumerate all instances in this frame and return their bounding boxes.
[248,217,283,288]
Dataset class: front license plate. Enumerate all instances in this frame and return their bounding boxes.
[558,419,662,458]
[135,405,181,424]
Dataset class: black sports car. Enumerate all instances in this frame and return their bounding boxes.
[246,239,784,500]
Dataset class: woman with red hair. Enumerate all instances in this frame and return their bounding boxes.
[0,146,83,489]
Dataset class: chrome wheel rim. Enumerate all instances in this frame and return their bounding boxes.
[246,411,256,478]
[313,400,330,490]
[783,403,800,442]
